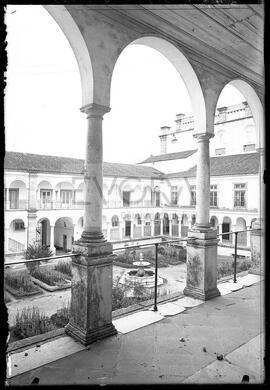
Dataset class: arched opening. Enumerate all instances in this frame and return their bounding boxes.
[191,214,196,227]
[154,212,161,236]
[55,181,74,208]
[236,217,247,247]
[54,217,74,252]
[107,36,205,166]
[144,213,152,237]
[152,187,161,207]
[181,214,189,237]
[8,180,27,210]
[111,215,120,241]
[75,183,85,208]
[36,218,51,248]
[8,219,26,252]
[214,81,263,154]
[124,214,131,238]
[163,213,169,235]
[133,213,142,238]
[222,217,232,243]
[172,213,179,237]
[210,216,219,234]
[37,180,53,209]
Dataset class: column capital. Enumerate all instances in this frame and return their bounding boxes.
[80,103,110,118]
[193,132,214,142]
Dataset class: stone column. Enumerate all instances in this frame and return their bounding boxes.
[119,220,123,240]
[4,227,9,254]
[5,188,10,210]
[106,222,111,242]
[130,219,134,239]
[28,173,38,211]
[251,147,265,272]
[50,225,56,255]
[178,214,182,237]
[169,217,173,237]
[27,212,38,246]
[150,218,154,237]
[231,224,236,245]
[140,218,145,237]
[184,133,219,301]
[160,218,164,236]
[66,103,116,346]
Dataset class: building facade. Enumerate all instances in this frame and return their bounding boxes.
[4,102,259,256]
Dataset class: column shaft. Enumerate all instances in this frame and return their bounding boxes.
[194,133,213,228]
[80,104,110,243]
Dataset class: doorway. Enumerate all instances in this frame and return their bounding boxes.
[125,221,131,237]
[63,234,67,251]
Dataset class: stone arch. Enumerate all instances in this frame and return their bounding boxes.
[236,217,247,247]
[163,212,169,235]
[114,36,206,134]
[54,216,74,252]
[216,79,264,149]
[7,218,27,252]
[111,215,119,227]
[36,217,51,247]
[43,5,93,106]
[222,216,232,243]
[210,216,219,233]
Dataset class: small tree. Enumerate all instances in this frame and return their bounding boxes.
[24,244,53,273]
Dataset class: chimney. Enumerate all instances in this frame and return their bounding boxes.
[159,126,170,154]
[175,113,185,131]
[217,106,227,122]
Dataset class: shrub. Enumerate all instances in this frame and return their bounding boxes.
[31,266,68,286]
[5,270,40,294]
[54,261,72,278]
[217,261,233,279]
[50,303,70,328]
[12,306,55,339]
[24,244,53,273]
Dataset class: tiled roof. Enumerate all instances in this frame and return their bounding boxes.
[4,152,164,178]
[166,152,260,178]
[139,149,197,164]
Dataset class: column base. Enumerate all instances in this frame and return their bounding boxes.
[65,321,117,346]
[184,227,219,301]
[68,241,116,346]
[79,230,106,243]
[183,285,220,301]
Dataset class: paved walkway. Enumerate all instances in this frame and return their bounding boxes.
[7,282,265,385]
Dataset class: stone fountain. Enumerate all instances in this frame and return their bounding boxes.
[118,252,164,297]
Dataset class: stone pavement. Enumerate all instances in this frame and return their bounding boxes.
[7,281,265,385]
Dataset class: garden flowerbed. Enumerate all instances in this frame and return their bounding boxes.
[30,266,71,291]
[5,270,43,298]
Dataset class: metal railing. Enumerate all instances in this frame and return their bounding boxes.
[5,228,260,313]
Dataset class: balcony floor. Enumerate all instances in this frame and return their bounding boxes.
[7,278,264,385]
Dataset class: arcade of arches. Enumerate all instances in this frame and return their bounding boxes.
[13,5,264,346]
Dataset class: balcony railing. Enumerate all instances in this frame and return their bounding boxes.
[6,200,28,210]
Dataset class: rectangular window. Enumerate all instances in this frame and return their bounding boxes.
[123,191,130,207]
[171,186,178,205]
[243,144,255,152]
[41,189,52,204]
[9,189,19,209]
[210,185,218,207]
[61,190,72,205]
[190,185,196,206]
[234,183,246,208]
[215,148,225,155]
[14,221,25,231]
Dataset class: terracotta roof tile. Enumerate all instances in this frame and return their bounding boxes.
[4,152,164,178]
[139,149,197,163]
[166,152,260,178]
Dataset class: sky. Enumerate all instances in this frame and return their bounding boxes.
[4,5,246,165]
